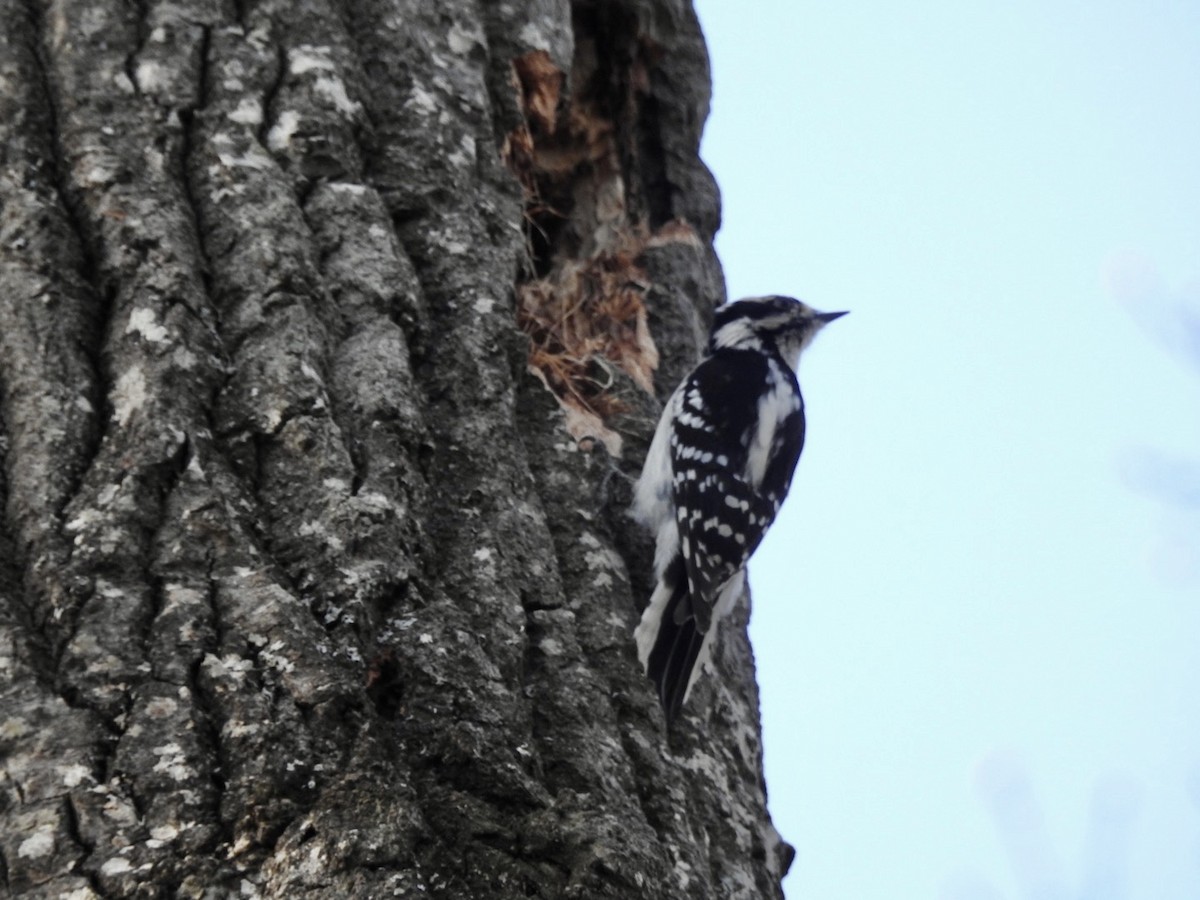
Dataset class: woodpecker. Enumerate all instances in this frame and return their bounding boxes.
[631,295,845,722]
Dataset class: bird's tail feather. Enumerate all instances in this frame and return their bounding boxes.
[635,565,747,723]
[653,605,704,723]
[639,559,705,724]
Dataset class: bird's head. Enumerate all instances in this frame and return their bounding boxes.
[709,295,847,368]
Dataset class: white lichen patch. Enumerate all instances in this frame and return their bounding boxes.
[100,856,134,876]
[447,133,476,170]
[229,97,264,126]
[225,719,261,739]
[267,110,302,150]
[263,406,284,432]
[1,715,29,739]
[299,519,345,552]
[355,490,392,512]
[202,652,254,680]
[172,345,198,369]
[134,59,170,94]
[672,859,695,890]
[59,763,93,787]
[583,539,623,577]
[144,695,179,719]
[518,22,552,49]
[260,640,296,674]
[80,159,118,188]
[583,541,620,569]
[214,141,274,171]
[244,24,271,48]
[328,181,368,195]
[438,235,469,255]
[87,653,127,683]
[185,451,205,480]
[473,296,495,314]
[17,827,55,859]
[678,749,725,784]
[126,308,169,343]
[102,793,140,827]
[112,365,148,426]
[97,581,126,601]
[289,45,336,76]
[65,509,102,533]
[383,616,417,636]
[151,743,191,781]
[298,841,328,878]
[407,83,439,115]
[143,145,168,178]
[339,561,381,594]
[447,23,478,54]
[75,394,94,413]
[314,75,361,116]
[473,547,492,562]
[149,823,180,842]
[210,183,248,203]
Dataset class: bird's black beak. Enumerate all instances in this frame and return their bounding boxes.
[815,310,849,324]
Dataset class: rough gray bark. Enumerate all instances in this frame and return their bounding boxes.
[0,0,791,896]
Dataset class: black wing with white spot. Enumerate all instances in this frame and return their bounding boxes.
[668,348,806,631]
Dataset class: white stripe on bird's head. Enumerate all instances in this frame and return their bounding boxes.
[709,295,847,368]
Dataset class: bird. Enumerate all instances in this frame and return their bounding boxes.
[631,295,845,722]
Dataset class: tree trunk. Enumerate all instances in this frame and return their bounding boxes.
[0,0,791,896]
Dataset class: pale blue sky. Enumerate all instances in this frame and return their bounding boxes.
[692,2,1200,898]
